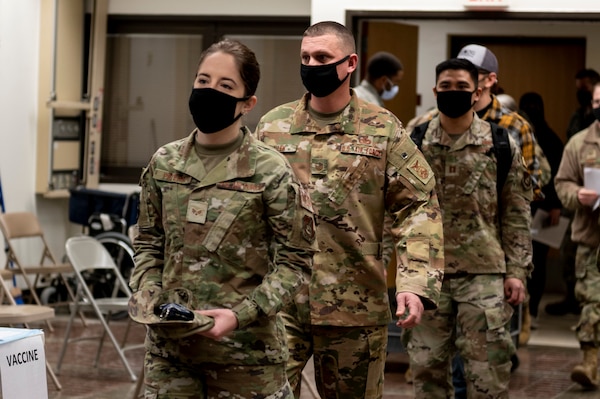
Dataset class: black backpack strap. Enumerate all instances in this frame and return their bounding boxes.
[410,121,430,150]
[411,119,511,212]
[489,122,512,202]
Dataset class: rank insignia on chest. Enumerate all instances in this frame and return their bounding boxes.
[311,159,328,175]
[446,165,458,176]
[186,200,208,224]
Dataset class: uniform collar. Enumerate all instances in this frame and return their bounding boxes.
[431,113,490,150]
[481,94,504,121]
[583,121,600,145]
[174,126,257,186]
[288,91,361,135]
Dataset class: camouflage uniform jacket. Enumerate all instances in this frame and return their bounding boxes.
[256,92,444,327]
[420,115,533,282]
[555,122,600,248]
[406,95,544,200]
[130,127,318,365]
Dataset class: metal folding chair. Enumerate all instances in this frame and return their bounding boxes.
[56,236,141,382]
[0,269,62,390]
[0,211,83,331]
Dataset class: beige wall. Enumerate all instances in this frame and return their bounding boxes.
[2,0,600,272]
[311,0,600,24]
[108,0,310,16]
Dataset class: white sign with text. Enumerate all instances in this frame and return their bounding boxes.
[0,328,47,399]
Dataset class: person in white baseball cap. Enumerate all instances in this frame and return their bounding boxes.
[457,44,499,75]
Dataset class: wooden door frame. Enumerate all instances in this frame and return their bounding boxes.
[346,11,600,31]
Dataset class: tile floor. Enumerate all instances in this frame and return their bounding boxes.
[11,294,600,398]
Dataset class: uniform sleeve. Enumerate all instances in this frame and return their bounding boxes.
[555,136,584,211]
[385,128,444,309]
[233,160,317,329]
[129,162,165,292]
[500,137,533,282]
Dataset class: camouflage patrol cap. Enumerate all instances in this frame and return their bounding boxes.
[128,287,214,338]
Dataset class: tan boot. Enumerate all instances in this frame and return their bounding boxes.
[519,307,531,346]
[571,344,599,389]
[404,366,413,384]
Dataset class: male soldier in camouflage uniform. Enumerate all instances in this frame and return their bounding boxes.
[130,39,318,398]
[405,45,542,383]
[401,58,532,399]
[406,44,544,201]
[255,21,444,399]
[556,81,600,389]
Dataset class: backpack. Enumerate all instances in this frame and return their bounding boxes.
[410,120,512,215]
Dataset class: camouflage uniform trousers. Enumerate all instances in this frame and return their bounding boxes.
[281,309,388,399]
[402,274,515,399]
[574,244,600,344]
[143,352,293,399]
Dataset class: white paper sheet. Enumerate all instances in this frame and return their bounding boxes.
[584,167,600,210]
[530,209,570,249]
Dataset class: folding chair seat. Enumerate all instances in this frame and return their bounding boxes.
[0,269,62,390]
[56,235,141,382]
[0,212,81,330]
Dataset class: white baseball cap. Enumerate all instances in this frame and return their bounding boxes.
[457,44,499,74]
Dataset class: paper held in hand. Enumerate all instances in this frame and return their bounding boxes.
[584,167,600,210]
[530,209,570,249]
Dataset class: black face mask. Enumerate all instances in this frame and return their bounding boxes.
[593,106,600,122]
[436,90,475,118]
[576,89,592,107]
[188,88,248,134]
[300,55,350,98]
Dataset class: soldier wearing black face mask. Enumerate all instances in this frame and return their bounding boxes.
[403,58,532,399]
[256,20,444,399]
[566,69,600,140]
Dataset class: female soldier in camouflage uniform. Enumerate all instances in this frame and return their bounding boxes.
[128,39,318,398]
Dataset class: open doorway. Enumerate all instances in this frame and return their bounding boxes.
[450,36,585,143]
[349,12,600,146]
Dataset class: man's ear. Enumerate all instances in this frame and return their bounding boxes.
[432,87,438,97]
[473,86,483,102]
[347,54,359,73]
[487,72,498,87]
[374,75,388,92]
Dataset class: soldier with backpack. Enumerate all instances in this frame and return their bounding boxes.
[401,58,533,399]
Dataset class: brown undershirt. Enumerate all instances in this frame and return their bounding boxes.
[194,130,244,172]
[308,104,345,127]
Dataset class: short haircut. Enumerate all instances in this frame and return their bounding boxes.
[366,52,403,80]
[575,68,600,83]
[435,58,479,87]
[303,21,356,54]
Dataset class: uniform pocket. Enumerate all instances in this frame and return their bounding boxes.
[202,193,248,252]
[484,302,514,365]
[328,154,371,205]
